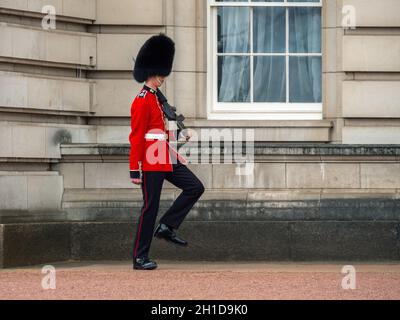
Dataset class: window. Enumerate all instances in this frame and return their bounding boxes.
[207,0,323,120]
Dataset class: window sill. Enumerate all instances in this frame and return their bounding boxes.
[207,112,323,121]
[186,119,332,128]
[184,118,333,142]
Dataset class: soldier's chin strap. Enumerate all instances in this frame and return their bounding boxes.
[156,77,164,86]
[156,89,186,136]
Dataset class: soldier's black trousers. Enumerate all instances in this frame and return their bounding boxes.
[133,160,205,260]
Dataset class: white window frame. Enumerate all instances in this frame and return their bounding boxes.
[207,0,323,120]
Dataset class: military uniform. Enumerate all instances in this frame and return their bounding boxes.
[129,84,204,260]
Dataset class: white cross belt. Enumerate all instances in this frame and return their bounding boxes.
[144,133,168,141]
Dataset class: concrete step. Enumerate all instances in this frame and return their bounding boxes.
[60,188,400,222]
[2,187,400,267]
[1,219,400,268]
[61,198,400,222]
[1,194,400,267]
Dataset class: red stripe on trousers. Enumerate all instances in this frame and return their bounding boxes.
[133,173,148,258]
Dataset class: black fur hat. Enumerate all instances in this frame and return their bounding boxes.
[133,33,175,83]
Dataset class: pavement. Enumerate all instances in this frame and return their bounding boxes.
[1,261,400,300]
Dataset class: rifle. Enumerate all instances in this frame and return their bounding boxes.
[156,89,186,137]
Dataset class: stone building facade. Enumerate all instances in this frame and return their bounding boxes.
[0,0,400,266]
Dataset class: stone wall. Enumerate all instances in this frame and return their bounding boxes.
[0,1,399,265]
[340,0,400,143]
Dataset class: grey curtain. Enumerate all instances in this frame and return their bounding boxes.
[289,7,321,103]
[217,7,250,102]
[217,5,321,104]
[253,7,286,102]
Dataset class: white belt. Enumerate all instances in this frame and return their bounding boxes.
[144,133,168,141]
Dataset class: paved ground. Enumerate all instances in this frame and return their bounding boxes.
[1,261,400,300]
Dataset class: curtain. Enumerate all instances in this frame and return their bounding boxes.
[217,7,250,102]
[289,7,322,103]
[217,5,321,104]
[253,7,286,102]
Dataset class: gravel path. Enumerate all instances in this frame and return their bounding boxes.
[1,261,400,300]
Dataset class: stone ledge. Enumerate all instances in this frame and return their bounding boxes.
[0,210,67,224]
[0,21,96,37]
[0,3,96,22]
[0,56,96,70]
[0,8,95,24]
[62,188,400,202]
[2,189,399,223]
[60,143,400,157]
[1,220,399,267]
[59,188,400,223]
[185,119,333,128]
[0,106,96,117]
[61,198,400,223]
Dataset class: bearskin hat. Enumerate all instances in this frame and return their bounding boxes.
[133,33,175,83]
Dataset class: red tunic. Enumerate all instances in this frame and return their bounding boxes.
[129,85,187,179]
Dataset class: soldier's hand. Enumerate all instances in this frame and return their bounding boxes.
[186,130,194,141]
[179,129,193,142]
[131,178,142,185]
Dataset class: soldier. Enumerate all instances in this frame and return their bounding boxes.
[129,34,205,270]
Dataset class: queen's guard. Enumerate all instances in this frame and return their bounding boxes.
[129,34,205,270]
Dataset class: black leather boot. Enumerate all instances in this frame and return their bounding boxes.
[154,223,188,247]
[133,257,158,270]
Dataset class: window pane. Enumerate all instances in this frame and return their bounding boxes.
[217,7,250,53]
[254,56,286,102]
[289,7,321,53]
[289,56,321,103]
[288,0,320,2]
[253,7,285,53]
[218,56,250,102]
